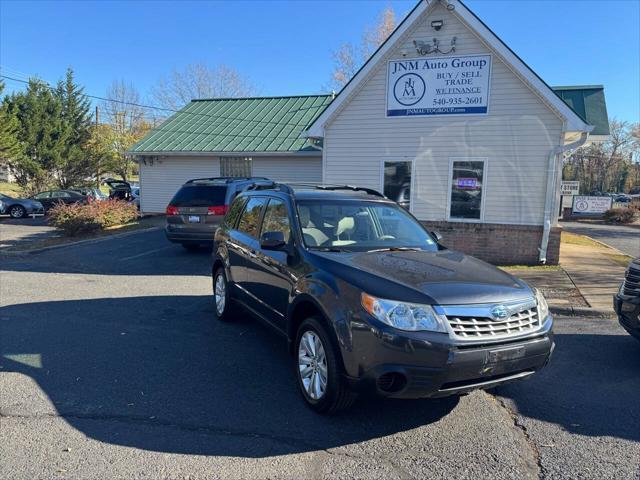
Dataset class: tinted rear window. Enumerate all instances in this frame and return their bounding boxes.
[170,186,227,207]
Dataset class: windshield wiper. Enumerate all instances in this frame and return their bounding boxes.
[366,246,423,253]
[310,246,351,253]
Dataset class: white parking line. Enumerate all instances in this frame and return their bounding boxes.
[119,245,175,262]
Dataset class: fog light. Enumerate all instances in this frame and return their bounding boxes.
[621,302,636,312]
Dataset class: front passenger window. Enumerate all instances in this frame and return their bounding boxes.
[237,197,266,238]
[261,198,291,242]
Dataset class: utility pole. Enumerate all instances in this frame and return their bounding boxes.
[95,105,99,126]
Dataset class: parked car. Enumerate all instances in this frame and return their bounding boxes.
[31,190,88,212]
[69,187,107,202]
[614,257,640,341]
[0,193,45,218]
[165,176,269,250]
[103,178,133,201]
[212,183,554,414]
[614,195,631,203]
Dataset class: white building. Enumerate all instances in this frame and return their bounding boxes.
[129,0,609,265]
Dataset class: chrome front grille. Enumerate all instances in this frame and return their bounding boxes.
[623,262,640,297]
[446,306,541,339]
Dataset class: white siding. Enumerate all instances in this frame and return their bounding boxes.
[139,157,221,213]
[139,155,321,213]
[323,2,563,226]
[252,156,322,183]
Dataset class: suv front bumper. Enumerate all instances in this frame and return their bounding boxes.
[345,315,554,399]
[614,292,640,340]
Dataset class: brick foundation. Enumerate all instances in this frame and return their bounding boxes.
[421,221,561,266]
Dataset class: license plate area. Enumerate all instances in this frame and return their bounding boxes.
[188,215,201,223]
[488,346,526,363]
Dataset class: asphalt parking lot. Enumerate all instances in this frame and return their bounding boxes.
[1,229,639,479]
[0,215,58,249]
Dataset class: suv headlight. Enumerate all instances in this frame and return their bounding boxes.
[534,288,550,320]
[361,292,447,332]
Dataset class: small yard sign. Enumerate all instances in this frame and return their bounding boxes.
[560,181,580,196]
[387,54,492,117]
[572,195,612,214]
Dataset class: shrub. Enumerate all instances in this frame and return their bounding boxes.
[603,207,638,224]
[49,200,138,236]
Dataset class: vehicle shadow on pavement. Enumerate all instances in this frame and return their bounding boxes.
[496,329,640,442]
[0,295,458,457]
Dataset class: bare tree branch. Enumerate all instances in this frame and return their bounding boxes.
[326,7,396,92]
[151,63,256,112]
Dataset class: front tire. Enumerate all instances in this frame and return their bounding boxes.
[295,317,357,414]
[213,267,235,321]
[9,205,26,219]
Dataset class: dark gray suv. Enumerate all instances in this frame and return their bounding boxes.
[165,177,269,250]
[212,183,554,414]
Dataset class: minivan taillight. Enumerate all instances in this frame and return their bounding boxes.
[166,205,179,215]
[207,205,228,216]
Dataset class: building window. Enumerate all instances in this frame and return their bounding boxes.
[448,159,485,221]
[221,157,252,177]
[383,160,412,210]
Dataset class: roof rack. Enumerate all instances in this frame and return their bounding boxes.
[244,182,386,198]
[287,183,386,198]
[186,176,269,184]
[244,182,295,195]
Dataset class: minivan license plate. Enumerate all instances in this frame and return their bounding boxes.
[489,346,525,363]
[188,215,200,223]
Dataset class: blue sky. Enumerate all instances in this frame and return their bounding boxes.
[1,0,638,122]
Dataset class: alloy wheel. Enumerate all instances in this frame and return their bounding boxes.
[215,274,226,316]
[298,331,328,400]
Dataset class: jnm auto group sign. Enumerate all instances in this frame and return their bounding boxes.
[386,54,492,117]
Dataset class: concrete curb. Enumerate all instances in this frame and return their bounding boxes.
[550,305,614,318]
[0,226,163,256]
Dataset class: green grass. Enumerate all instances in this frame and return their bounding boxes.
[561,231,607,249]
[0,182,24,197]
[604,253,634,268]
[499,265,562,271]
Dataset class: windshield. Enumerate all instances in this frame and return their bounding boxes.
[170,185,226,207]
[296,200,438,252]
[0,193,13,200]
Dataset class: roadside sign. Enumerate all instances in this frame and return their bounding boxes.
[561,181,580,196]
[572,195,612,214]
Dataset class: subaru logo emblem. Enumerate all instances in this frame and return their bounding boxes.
[491,305,509,320]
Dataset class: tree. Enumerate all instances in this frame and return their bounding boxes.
[151,63,256,112]
[327,7,396,92]
[54,68,93,188]
[0,81,25,167]
[1,70,97,192]
[563,119,640,194]
[2,79,67,193]
[99,80,151,182]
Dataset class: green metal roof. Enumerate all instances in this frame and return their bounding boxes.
[131,86,609,154]
[552,85,610,136]
[130,95,333,153]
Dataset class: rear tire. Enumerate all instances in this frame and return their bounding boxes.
[213,267,236,321]
[295,317,357,414]
[9,205,26,219]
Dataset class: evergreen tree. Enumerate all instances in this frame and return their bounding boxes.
[0,82,25,166]
[2,79,67,192]
[55,68,93,188]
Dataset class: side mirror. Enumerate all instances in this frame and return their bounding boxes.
[431,230,443,242]
[260,231,286,250]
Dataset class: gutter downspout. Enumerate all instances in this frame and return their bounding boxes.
[539,131,589,263]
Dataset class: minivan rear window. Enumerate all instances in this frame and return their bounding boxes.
[170,186,227,206]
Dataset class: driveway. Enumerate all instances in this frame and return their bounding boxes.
[1,229,639,479]
[561,221,640,257]
[0,215,59,249]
